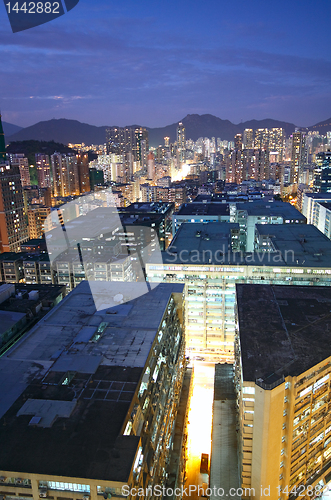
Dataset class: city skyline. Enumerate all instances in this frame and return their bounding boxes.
[1,0,331,128]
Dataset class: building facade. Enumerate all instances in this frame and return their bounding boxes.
[235,284,331,500]
[0,281,185,500]
[147,223,331,361]
[0,163,29,252]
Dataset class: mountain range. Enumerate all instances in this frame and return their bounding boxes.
[4,114,331,147]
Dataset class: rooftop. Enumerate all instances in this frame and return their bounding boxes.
[0,252,25,262]
[320,202,331,211]
[236,284,331,387]
[161,222,331,267]
[236,200,306,220]
[165,222,239,263]
[0,283,65,316]
[304,193,331,200]
[255,223,331,267]
[176,202,230,217]
[0,281,183,481]
[119,202,173,214]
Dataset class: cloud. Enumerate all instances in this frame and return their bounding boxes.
[1,0,330,127]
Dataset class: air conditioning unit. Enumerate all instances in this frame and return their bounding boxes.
[15,479,23,485]
[39,488,47,498]
[83,495,90,500]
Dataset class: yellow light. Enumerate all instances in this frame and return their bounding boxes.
[186,363,214,463]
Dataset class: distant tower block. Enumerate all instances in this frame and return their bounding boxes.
[176,123,186,164]
[164,137,170,148]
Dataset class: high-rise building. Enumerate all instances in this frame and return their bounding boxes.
[76,153,91,193]
[235,284,331,500]
[243,129,254,149]
[0,114,6,164]
[0,164,29,252]
[0,116,29,252]
[27,205,51,239]
[106,127,149,167]
[268,128,285,161]
[291,131,306,184]
[254,149,270,181]
[0,281,185,498]
[234,133,243,151]
[9,154,31,187]
[177,122,186,164]
[51,153,80,198]
[147,151,155,180]
[314,151,331,193]
[35,153,51,188]
[254,129,269,150]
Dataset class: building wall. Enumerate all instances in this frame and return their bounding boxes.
[0,164,29,252]
[236,353,331,500]
[147,263,331,361]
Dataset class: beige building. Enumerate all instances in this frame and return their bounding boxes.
[236,284,331,500]
[27,205,51,239]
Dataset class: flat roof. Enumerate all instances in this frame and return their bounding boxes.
[0,252,25,262]
[0,284,65,315]
[193,194,226,202]
[255,223,331,267]
[0,310,26,337]
[176,203,230,217]
[120,202,173,214]
[166,222,239,262]
[236,200,306,220]
[304,193,331,200]
[160,222,331,267]
[320,202,331,210]
[0,281,183,481]
[236,284,331,387]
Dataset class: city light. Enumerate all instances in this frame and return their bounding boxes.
[186,362,214,486]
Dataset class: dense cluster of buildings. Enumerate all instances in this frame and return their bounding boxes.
[2,112,331,499]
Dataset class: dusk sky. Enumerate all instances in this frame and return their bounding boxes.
[1,0,331,128]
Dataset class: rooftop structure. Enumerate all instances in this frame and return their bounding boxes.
[236,200,306,251]
[254,223,331,267]
[173,202,230,235]
[236,200,305,220]
[0,282,66,355]
[147,222,331,360]
[21,238,47,254]
[0,281,185,495]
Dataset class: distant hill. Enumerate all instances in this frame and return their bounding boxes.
[3,121,23,138]
[7,118,109,146]
[307,117,331,133]
[6,114,331,148]
[148,114,297,146]
[147,114,239,146]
